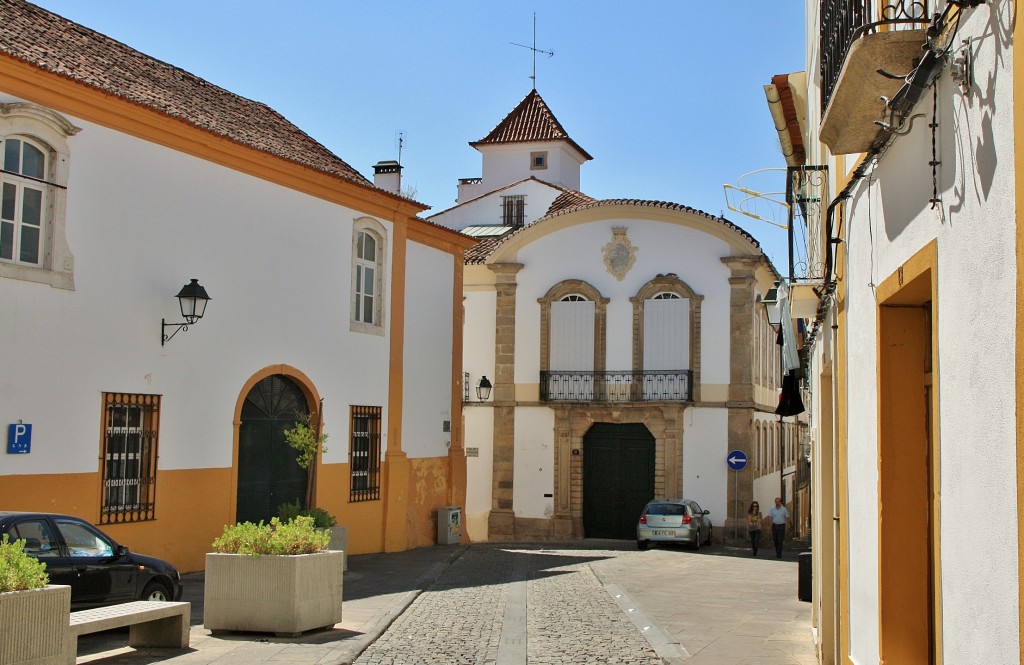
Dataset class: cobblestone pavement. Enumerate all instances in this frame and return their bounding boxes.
[72,540,813,665]
[354,544,663,665]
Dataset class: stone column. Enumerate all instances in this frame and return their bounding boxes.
[721,257,761,542]
[487,263,523,540]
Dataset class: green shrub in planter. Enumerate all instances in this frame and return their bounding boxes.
[211,516,329,556]
[0,534,48,592]
[276,499,336,528]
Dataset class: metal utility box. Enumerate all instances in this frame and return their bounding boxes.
[437,506,462,545]
[798,551,812,602]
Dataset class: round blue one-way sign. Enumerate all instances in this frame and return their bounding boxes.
[727,450,748,471]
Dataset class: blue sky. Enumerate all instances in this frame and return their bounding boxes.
[30,1,806,266]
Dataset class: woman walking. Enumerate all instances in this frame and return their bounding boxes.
[747,501,762,556]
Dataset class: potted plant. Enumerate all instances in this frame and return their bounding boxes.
[283,412,348,569]
[283,412,328,512]
[277,499,347,571]
[0,535,72,664]
[203,516,343,636]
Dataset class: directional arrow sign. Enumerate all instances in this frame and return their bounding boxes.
[727,450,748,472]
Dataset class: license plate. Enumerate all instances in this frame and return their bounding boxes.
[652,530,673,536]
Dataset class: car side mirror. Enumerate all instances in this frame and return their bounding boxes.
[703,510,710,515]
[115,545,129,557]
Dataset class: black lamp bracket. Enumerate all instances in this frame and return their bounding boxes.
[162,319,191,346]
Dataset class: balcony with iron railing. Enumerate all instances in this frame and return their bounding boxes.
[540,370,693,403]
[819,0,932,154]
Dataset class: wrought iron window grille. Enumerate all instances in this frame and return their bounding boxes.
[100,393,160,524]
[349,405,382,502]
[819,0,932,114]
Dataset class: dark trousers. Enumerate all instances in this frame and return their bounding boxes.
[749,529,761,554]
[772,523,786,558]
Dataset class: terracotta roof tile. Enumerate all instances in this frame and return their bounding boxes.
[425,176,594,221]
[470,89,592,160]
[465,198,762,265]
[541,199,762,247]
[0,0,372,187]
[546,188,597,215]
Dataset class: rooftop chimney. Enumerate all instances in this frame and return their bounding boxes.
[373,160,402,195]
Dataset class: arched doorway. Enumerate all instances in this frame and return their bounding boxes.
[582,423,655,539]
[236,374,310,524]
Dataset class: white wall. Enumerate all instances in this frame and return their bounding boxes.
[463,289,497,396]
[682,407,728,527]
[828,5,1020,662]
[463,406,494,541]
[432,179,562,231]
[512,407,555,518]
[477,142,584,194]
[511,218,734,385]
[402,242,455,459]
[0,101,397,474]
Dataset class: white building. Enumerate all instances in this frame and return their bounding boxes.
[769,1,1020,661]
[0,0,474,573]
[431,89,788,543]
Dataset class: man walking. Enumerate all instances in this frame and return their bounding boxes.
[770,497,789,559]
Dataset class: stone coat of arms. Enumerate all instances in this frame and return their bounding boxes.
[602,227,637,281]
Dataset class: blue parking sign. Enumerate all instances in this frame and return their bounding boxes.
[8,423,32,454]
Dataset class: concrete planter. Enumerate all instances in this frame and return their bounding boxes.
[0,585,71,665]
[204,551,343,636]
[326,526,348,572]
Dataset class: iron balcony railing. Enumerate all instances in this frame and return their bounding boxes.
[540,370,693,403]
[820,0,931,113]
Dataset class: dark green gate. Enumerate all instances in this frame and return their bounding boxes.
[237,375,309,524]
[582,423,655,539]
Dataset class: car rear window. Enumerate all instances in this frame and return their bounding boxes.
[645,503,686,516]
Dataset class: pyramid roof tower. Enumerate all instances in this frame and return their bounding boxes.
[470,88,593,161]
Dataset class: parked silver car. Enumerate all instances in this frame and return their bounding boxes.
[636,499,712,551]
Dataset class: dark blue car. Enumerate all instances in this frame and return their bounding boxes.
[0,511,182,609]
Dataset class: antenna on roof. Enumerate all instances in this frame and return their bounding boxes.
[511,13,553,88]
[395,130,406,165]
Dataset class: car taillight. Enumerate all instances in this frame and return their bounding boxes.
[640,515,647,525]
[682,514,691,524]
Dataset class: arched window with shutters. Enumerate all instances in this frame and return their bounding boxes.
[538,280,608,401]
[631,275,702,402]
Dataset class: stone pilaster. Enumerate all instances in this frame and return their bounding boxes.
[721,256,761,541]
[487,263,523,541]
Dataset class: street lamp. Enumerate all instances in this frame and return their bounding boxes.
[762,281,782,326]
[162,278,211,346]
[762,281,786,508]
[476,376,493,401]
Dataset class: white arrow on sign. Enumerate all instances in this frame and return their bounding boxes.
[727,449,748,471]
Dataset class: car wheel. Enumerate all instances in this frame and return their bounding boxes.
[140,580,171,602]
[693,529,702,551]
[637,539,649,551]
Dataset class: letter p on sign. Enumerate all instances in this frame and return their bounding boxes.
[7,423,32,454]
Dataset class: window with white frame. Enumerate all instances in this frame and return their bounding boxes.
[351,218,387,334]
[0,103,79,289]
[2,137,45,265]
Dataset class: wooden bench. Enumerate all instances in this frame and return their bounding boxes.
[68,600,190,659]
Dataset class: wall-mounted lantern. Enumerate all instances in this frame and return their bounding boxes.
[162,278,211,346]
[476,376,493,402]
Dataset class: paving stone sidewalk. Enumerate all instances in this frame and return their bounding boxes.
[355,544,663,665]
[74,541,814,665]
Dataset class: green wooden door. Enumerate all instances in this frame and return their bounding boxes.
[582,423,655,539]
[237,375,309,524]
